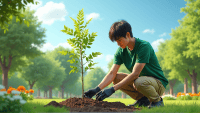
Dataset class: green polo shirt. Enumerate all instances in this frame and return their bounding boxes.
[113,37,168,89]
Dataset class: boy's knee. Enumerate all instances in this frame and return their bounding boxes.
[112,73,120,85]
[112,72,128,85]
[133,77,145,89]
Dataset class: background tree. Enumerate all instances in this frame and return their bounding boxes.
[0,0,39,33]
[156,40,180,96]
[16,53,60,95]
[0,6,46,90]
[0,72,29,90]
[164,26,200,94]
[177,0,200,93]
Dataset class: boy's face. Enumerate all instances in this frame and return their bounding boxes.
[116,34,130,49]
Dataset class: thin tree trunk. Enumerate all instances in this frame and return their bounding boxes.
[121,92,126,98]
[0,55,13,91]
[184,78,188,94]
[169,79,177,95]
[48,87,53,99]
[186,69,197,94]
[80,42,84,99]
[46,91,48,98]
[37,89,40,96]
[61,87,64,99]
[58,91,60,98]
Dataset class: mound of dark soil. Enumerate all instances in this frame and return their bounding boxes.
[43,97,143,112]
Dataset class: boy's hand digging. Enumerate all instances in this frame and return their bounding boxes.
[84,86,101,98]
[96,87,115,101]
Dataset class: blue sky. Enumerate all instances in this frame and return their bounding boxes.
[24,0,187,74]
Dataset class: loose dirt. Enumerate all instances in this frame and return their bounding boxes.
[43,97,143,112]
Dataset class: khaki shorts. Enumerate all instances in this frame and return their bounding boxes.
[113,73,165,102]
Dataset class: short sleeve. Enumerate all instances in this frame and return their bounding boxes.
[113,53,123,65]
[136,44,151,63]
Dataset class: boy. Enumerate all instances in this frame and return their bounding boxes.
[84,20,168,109]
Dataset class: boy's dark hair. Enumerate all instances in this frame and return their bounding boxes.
[109,19,133,42]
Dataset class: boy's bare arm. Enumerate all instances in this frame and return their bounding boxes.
[98,72,115,90]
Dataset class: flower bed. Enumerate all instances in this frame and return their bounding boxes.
[0,85,35,112]
[162,92,200,100]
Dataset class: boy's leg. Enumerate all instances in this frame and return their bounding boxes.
[133,76,165,103]
[112,72,144,100]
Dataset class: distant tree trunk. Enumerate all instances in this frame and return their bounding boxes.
[121,92,126,98]
[0,55,13,91]
[37,89,40,96]
[66,93,68,99]
[70,92,72,98]
[169,79,177,95]
[48,86,53,99]
[184,78,188,94]
[61,86,65,99]
[186,69,197,94]
[46,91,48,98]
[163,92,165,96]
[44,91,45,97]
[58,91,61,98]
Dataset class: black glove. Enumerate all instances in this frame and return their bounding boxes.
[84,86,101,98]
[96,87,115,101]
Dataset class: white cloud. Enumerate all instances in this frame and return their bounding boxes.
[151,38,165,52]
[143,29,155,34]
[23,0,102,25]
[85,13,102,21]
[24,1,68,25]
[105,55,114,62]
[159,32,167,37]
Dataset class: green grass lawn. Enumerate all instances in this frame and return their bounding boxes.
[21,98,200,113]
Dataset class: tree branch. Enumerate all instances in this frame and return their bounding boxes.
[3,56,5,66]
[7,55,12,70]
[186,69,192,78]
[193,69,197,77]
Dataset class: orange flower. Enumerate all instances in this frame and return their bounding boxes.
[7,89,12,94]
[190,94,194,97]
[177,92,182,95]
[29,89,34,93]
[6,88,18,94]
[0,88,6,91]
[17,86,26,93]
[25,90,29,93]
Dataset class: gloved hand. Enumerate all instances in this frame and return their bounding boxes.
[84,86,101,98]
[96,87,115,101]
